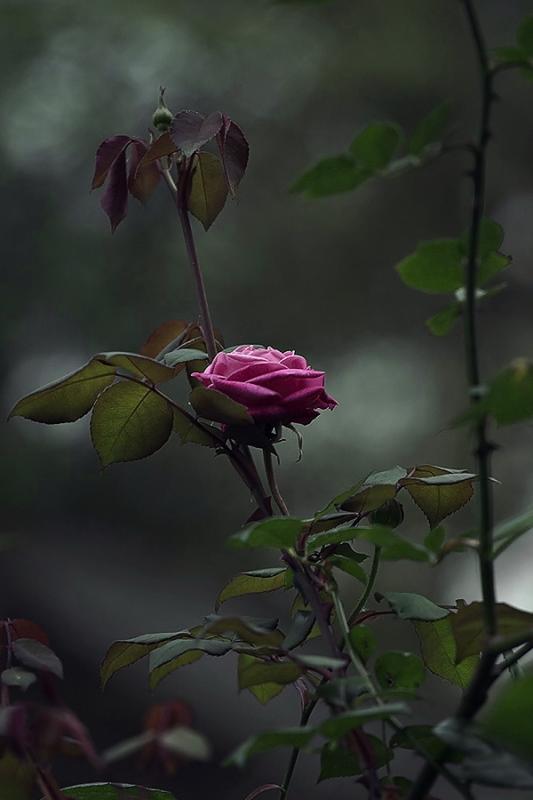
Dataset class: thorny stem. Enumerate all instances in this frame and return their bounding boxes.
[162,165,218,362]
[408,3,501,796]
[263,449,290,516]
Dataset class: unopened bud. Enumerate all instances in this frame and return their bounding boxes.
[152,87,173,132]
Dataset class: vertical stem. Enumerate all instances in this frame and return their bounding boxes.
[461,0,497,638]
[162,165,218,362]
[347,546,381,627]
[263,449,290,516]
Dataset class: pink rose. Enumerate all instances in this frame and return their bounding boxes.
[192,345,337,425]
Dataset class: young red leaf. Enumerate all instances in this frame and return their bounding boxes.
[128,141,160,204]
[170,110,223,157]
[137,131,178,170]
[217,115,249,195]
[101,149,128,232]
[91,135,131,189]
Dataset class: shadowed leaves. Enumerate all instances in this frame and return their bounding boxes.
[187,152,228,230]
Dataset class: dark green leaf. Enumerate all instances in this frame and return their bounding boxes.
[237,654,286,704]
[415,617,478,688]
[96,352,176,384]
[483,670,533,760]
[492,509,533,558]
[317,676,369,706]
[172,408,221,448]
[379,591,449,621]
[225,727,316,768]
[239,658,302,690]
[90,381,173,467]
[402,465,475,528]
[518,16,533,55]
[374,651,425,690]
[426,303,461,336]
[409,102,450,157]
[396,239,464,294]
[216,568,288,609]
[55,786,176,800]
[471,358,533,426]
[330,554,367,584]
[8,360,115,424]
[228,518,303,550]
[160,347,209,368]
[450,602,533,662]
[149,638,231,689]
[202,616,282,647]
[390,725,449,760]
[340,483,398,514]
[349,122,401,171]
[478,251,511,285]
[318,736,391,781]
[12,638,63,679]
[188,152,228,230]
[424,526,446,554]
[101,631,189,688]
[349,625,376,664]
[291,155,369,198]
[189,386,253,425]
[282,610,315,650]
[320,704,408,739]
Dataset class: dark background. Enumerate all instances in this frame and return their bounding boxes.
[2,1,533,797]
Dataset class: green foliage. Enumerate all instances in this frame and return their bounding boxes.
[349,122,401,171]
[415,616,478,688]
[190,385,253,425]
[492,509,533,557]
[238,657,302,690]
[426,303,461,336]
[228,517,303,550]
[349,625,376,664]
[374,651,425,690]
[408,102,450,157]
[216,567,288,609]
[100,631,190,687]
[450,602,533,662]
[188,152,228,229]
[482,670,533,760]
[402,466,475,528]
[390,725,448,760]
[237,654,287,704]
[55,787,176,800]
[318,736,392,781]
[460,358,533,426]
[378,591,449,621]
[0,753,33,800]
[495,15,533,78]
[319,704,409,739]
[91,381,174,467]
[149,637,232,689]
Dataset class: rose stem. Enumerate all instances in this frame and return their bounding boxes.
[263,449,290,516]
[162,163,218,362]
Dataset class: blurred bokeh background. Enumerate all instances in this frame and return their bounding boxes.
[2,0,533,797]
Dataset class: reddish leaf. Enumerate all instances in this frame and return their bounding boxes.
[170,110,223,157]
[101,149,128,232]
[91,135,131,189]
[0,619,49,647]
[140,320,191,358]
[217,115,249,195]
[128,141,160,204]
[138,131,178,170]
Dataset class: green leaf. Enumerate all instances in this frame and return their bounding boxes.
[0,753,34,800]
[54,786,176,800]
[238,658,302,690]
[374,651,425,690]
[426,303,461,336]
[349,122,401,171]
[1,668,36,691]
[228,517,303,550]
[189,386,253,426]
[12,638,63,679]
[415,617,478,688]
[202,615,282,647]
[282,610,316,650]
[100,631,189,688]
[149,638,232,689]
[378,591,449,621]
[295,654,347,671]
[474,358,533,425]
[409,102,450,157]
[436,718,533,789]
[90,381,173,467]
[483,670,533,760]
[172,408,221,448]
[225,727,316,768]
[237,654,286,704]
[96,352,176,384]
[216,568,288,609]
[390,725,449,760]
[330,554,367,584]
[478,251,511,285]
[339,483,398,514]
[161,347,209,368]
[518,16,533,55]
[188,151,228,230]
[402,465,475,528]
[492,509,533,558]
[317,676,369,706]
[424,526,446,554]
[349,625,376,664]
[450,602,533,662]
[318,736,392,781]
[291,155,369,198]
[475,218,505,258]
[8,360,115,424]
[320,704,409,739]
[396,239,464,294]
[307,525,429,562]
